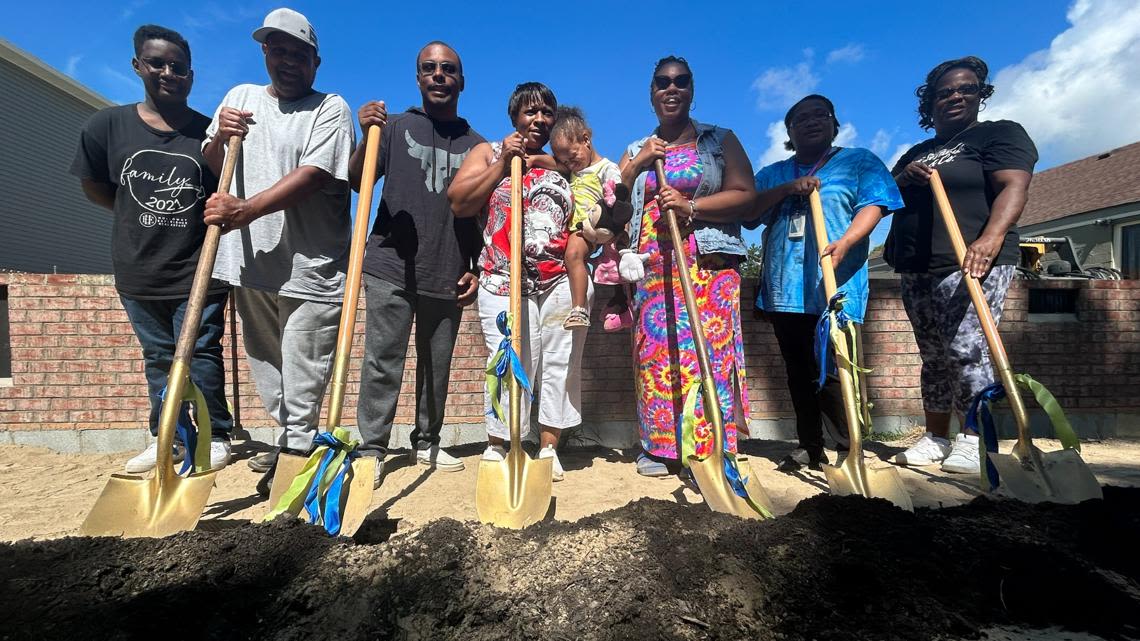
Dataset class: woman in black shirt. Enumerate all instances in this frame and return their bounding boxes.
[885,56,1037,475]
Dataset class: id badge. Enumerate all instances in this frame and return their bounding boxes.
[788,213,806,239]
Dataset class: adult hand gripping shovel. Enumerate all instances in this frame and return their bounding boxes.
[654,160,773,520]
[263,125,382,535]
[930,170,1100,504]
[475,155,554,528]
[809,190,913,511]
[79,136,242,537]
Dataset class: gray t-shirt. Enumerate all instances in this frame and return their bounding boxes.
[204,84,355,302]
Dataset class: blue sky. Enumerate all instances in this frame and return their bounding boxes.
[5,0,1140,248]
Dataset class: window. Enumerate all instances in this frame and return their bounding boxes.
[1120,222,1140,279]
[0,285,10,382]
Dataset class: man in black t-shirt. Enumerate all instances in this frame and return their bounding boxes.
[71,25,232,473]
[347,41,484,485]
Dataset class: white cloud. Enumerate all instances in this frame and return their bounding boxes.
[826,44,866,65]
[64,55,82,78]
[751,52,819,110]
[869,129,892,157]
[119,0,148,21]
[986,0,1140,164]
[756,120,792,169]
[886,143,915,171]
[834,123,858,147]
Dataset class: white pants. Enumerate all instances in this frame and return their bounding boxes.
[477,278,592,440]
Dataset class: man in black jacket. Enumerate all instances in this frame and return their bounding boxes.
[348,41,483,486]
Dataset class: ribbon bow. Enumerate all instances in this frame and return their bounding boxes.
[263,427,361,536]
[966,374,1080,492]
[485,311,533,424]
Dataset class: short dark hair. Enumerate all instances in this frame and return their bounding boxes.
[783,94,841,151]
[416,40,462,74]
[915,56,995,130]
[133,24,191,65]
[507,82,557,121]
[551,105,590,141]
[651,55,692,88]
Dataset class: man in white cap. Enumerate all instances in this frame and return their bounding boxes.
[201,7,355,489]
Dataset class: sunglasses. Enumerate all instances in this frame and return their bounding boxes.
[934,83,981,101]
[419,60,460,76]
[653,73,691,90]
[137,57,190,78]
[790,110,834,127]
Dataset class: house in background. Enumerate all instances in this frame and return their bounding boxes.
[0,37,114,274]
[1019,141,1140,278]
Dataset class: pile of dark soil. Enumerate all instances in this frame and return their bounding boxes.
[2,487,1138,641]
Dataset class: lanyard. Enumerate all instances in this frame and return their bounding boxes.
[795,146,838,179]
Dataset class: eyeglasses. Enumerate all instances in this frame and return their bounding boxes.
[137,57,190,78]
[934,83,981,101]
[419,60,459,76]
[653,73,691,90]
[790,110,834,127]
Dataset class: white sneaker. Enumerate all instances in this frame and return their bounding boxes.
[415,445,465,472]
[209,438,232,470]
[481,445,507,462]
[538,445,564,481]
[124,441,184,473]
[941,433,981,474]
[891,432,952,467]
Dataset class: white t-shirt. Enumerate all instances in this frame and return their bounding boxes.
[204,84,355,302]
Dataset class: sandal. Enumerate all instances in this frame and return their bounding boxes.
[563,306,590,329]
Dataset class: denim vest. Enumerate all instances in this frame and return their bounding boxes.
[625,120,748,257]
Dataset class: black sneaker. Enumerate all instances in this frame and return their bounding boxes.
[777,448,810,472]
[247,449,279,473]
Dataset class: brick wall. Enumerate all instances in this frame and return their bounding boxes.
[2,273,1139,435]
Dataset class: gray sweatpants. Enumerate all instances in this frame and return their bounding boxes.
[355,273,463,459]
[899,265,1015,415]
[235,287,341,452]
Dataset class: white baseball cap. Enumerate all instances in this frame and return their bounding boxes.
[252,8,318,53]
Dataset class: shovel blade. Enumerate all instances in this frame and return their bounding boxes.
[79,470,218,538]
[824,455,914,511]
[688,453,774,520]
[475,452,553,529]
[268,452,376,536]
[989,446,1102,504]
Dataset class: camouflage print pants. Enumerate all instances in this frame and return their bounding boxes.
[899,265,1016,415]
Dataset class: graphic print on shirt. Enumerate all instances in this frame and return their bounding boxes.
[405,130,469,193]
[119,149,207,229]
[915,142,966,169]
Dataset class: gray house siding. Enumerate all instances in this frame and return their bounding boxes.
[1021,201,1140,272]
[0,56,113,273]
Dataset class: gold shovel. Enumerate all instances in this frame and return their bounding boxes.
[809,190,913,511]
[265,125,382,535]
[79,136,242,537]
[654,160,773,520]
[930,170,1101,504]
[475,156,554,529]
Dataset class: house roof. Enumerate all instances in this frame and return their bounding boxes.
[1021,140,1140,227]
[0,37,112,111]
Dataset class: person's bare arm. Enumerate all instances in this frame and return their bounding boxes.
[448,134,525,218]
[821,204,885,267]
[655,131,756,223]
[203,107,251,176]
[79,179,116,210]
[961,168,1031,278]
[203,166,333,229]
[348,101,387,192]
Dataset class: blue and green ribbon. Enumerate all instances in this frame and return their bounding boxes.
[814,293,873,435]
[485,311,532,424]
[966,374,1080,491]
[263,427,361,536]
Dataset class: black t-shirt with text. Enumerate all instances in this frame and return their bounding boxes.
[70,104,224,298]
[886,120,1038,275]
[361,108,485,298]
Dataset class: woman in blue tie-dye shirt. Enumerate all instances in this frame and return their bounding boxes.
[748,94,904,473]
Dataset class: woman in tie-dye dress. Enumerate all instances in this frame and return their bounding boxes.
[618,56,758,477]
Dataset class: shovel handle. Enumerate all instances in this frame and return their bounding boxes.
[156,135,242,482]
[929,170,1031,442]
[508,156,524,453]
[808,190,868,465]
[325,124,382,430]
[653,160,725,455]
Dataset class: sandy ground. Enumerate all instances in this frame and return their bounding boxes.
[2,432,1138,543]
